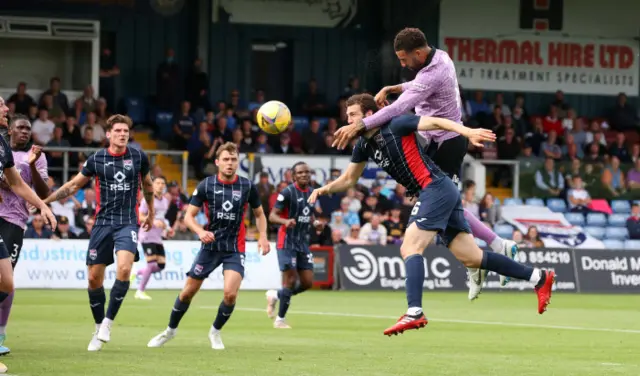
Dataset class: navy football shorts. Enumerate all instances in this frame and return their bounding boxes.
[187,250,245,280]
[277,247,314,272]
[87,224,141,266]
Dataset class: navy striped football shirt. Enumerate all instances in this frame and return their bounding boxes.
[81,147,150,226]
[190,174,261,253]
[274,183,314,252]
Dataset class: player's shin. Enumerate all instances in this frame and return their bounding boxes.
[168,296,191,329]
[277,287,292,319]
[0,292,13,335]
[480,251,541,283]
[105,279,130,321]
[403,254,425,315]
[88,286,106,329]
[212,300,235,331]
[138,261,160,292]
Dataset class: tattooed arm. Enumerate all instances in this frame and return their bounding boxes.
[139,173,155,231]
[44,172,91,204]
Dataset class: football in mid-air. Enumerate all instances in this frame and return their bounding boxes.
[256,100,291,135]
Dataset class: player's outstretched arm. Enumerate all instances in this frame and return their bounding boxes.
[183,204,214,243]
[417,117,496,147]
[252,206,271,256]
[43,172,91,205]
[4,166,57,230]
[308,162,365,204]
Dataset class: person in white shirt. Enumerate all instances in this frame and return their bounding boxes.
[567,176,592,214]
[31,108,56,145]
[358,213,388,245]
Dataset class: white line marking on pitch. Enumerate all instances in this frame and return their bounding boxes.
[200,306,640,335]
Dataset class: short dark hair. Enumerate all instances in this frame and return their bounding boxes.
[105,114,133,131]
[394,28,427,52]
[9,114,29,128]
[292,161,308,173]
[346,93,377,115]
[463,180,476,190]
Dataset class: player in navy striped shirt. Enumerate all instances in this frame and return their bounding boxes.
[265,162,317,328]
[309,94,555,336]
[45,115,155,352]
[148,142,270,350]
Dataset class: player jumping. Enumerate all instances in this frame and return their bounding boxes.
[132,175,171,300]
[0,115,50,355]
[44,115,154,351]
[333,28,518,295]
[147,142,270,350]
[265,162,316,329]
[311,94,555,336]
[0,98,57,368]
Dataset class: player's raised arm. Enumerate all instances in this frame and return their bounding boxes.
[27,145,50,198]
[44,157,94,204]
[3,166,57,230]
[417,116,496,147]
[249,184,270,256]
[308,162,366,205]
[184,179,214,243]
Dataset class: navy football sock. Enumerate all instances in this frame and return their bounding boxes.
[481,250,534,281]
[212,301,235,330]
[277,287,292,318]
[168,296,190,329]
[404,254,424,310]
[291,282,309,296]
[88,287,106,325]
[105,279,130,320]
[0,292,8,304]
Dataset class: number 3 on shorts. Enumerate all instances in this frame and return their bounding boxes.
[411,201,421,216]
[131,231,138,243]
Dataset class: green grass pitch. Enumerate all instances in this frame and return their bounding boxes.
[4,290,640,375]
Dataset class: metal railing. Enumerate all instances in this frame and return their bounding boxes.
[42,147,189,191]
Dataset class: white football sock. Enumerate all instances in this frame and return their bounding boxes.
[406,307,423,316]
[489,237,504,253]
[529,268,542,284]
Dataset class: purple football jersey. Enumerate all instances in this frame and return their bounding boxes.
[138,195,170,244]
[363,49,462,144]
[0,151,48,229]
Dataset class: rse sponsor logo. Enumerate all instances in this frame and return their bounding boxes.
[342,247,453,290]
[109,183,131,191]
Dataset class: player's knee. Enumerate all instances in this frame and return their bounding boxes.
[117,265,132,280]
[283,274,297,288]
[299,279,313,291]
[158,263,166,270]
[0,279,14,294]
[87,272,103,289]
[223,290,237,305]
[399,244,421,260]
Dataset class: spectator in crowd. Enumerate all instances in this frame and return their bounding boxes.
[570,117,588,151]
[40,77,69,115]
[384,206,405,245]
[81,112,105,145]
[156,48,181,111]
[608,132,631,163]
[534,158,564,197]
[491,92,511,117]
[525,118,546,156]
[187,122,212,174]
[608,93,639,131]
[469,91,490,118]
[478,193,500,226]
[53,216,78,239]
[601,156,626,197]
[585,132,606,157]
[512,229,525,247]
[585,120,606,146]
[173,100,195,150]
[627,158,640,191]
[213,116,232,142]
[524,226,545,248]
[343,224,366,245]
[542,105,563,135]
[51,194,80,230]
[46,125,70,180]
[248,89,266,111]
[627,204,640,240]
[76,85,97,120]
[99,47,119,111]
[345,188,362,213]
[32,108,56,145]
[551,90,569,118]
[343,77,362,97]
[283,123,303,153]
[25,213,53,239]
[329,211,350,238]
[302,119,322,154]
[631,143,639,164]
[332,198,360,227]
[318,134,341,155]
[562,133,583,160]
[128,128,142,150]
[567,176,592,213]
[298,78,327,117]
[79,127,100,162]
[254,133,273,154]
[325,118,339,137]
[165,181,188,226]
[185,58,210,113]
[27,103,38,123]
[274,133,295,154]
[63,116,83,146]
[584,142,605,164]
[8,82,34,115]
[358,213,387,245]
[95,98,111,126]
[540,130,562,160]
[256,172,274,210]
[171,213,195,240]
[331,228,346,245]
[461,180,478,217]
[78,216,94,239]
[517,143,539,172]
[487,106,503,130]
[42,93,66,124]
[562,108,576,133]
[310,215,332,246]
[77,187,97,228]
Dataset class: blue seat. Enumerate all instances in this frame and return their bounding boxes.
[125,97,146,124]
[605,227,628,240]
[584,226,605,240]
[503,198,523,206]
[155,112,174,141]
[603,239,625,250]
[624,239,640,250]
[564,212,585,226]
[547,198,567,213]
[586,213,607,226]
[493,224,514,240]
[525,198,545,207]
[475,238,488,248]
[292,116,309,132]
[316,117,329,127]
[608,214,628,227]
[493,198,501,206]
[611,200,631,214]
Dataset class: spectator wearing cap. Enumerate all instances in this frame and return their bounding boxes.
[25,213,53,239]
[358,214,388,245]
[54,216,78,239]
[534,158,564,198]
[627,204,640,240]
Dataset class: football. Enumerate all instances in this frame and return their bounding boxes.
[256,100,291,135]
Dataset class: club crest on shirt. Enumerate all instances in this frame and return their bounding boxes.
[123,159,133,170]
[374,133,385,147]
[232,190,241,201]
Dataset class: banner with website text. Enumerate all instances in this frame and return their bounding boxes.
[14,240,281,290]
[439,36,639,96]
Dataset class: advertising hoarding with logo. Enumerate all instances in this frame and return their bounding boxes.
[574,250,640,293]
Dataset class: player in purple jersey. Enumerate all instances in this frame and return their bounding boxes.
[312,94,555,336]
[148,143,270,350]
[0,115,50,355]
[131,175,172,300]
[44,115,155,352]
[266,162,318,328]
[333,28,519,294]
[0,98,56,365]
